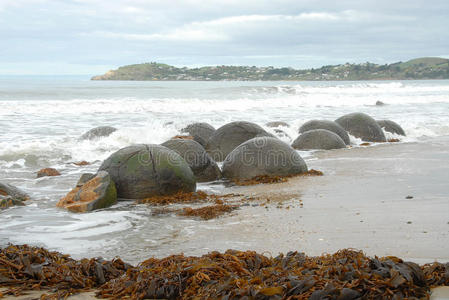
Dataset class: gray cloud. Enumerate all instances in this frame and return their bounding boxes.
[1,0,448,74]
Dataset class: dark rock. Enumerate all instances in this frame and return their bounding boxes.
[299,120,350,145]
[98,144,196,199]
[0,182,29,200]
[335,112,386,142]
[80,126,117,140]
[37,168,61,178]
[377,120,406,136]
[56,171,117,212]
[76,173,96,187]
[266,121,290,128]
[0,195,26,209]
[222,137,307,180]
[376,100,386,106]
[292,129,347,150]
[206,121,274,162]
[161,139,221,182]
[181,122,216,147]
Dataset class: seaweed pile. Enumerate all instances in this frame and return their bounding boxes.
[138,191,239,206]
[1,245,448,299]
[234,169,323,186]
[100,249,448,299]
[0,244,131,299]
[178,204,239,220]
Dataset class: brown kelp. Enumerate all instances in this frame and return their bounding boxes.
[1,245,448,299]
[233,169,323,186]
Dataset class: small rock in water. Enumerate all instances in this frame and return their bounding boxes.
[406,195,414,199]
[376,100,386,106]
[0,182,29,200]
[37,168,61,178]
[73,161,90,166]
[80,126,117,140]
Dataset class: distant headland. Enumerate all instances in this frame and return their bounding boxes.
[92,57,449,81]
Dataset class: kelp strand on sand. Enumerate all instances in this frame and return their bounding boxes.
[178,204,239,220]
[137,191,239,206]
[1,245,448,299]
[233,169,324,186]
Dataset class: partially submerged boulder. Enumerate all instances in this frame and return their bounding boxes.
[377,120,406,136]
[57,171,117,213]
[292,129,346,150]
[222,137,307,180]
[181,122,216,147]
[0,182,29,200]
[98,144,196,199]
[161,139,221,182]
[266,121,290,128]
[335,112,386,142]
[299,120,350,145]
[80,126,117,140]
[0,183,29,210]
[206,121,273,162]
[37,168,61,178]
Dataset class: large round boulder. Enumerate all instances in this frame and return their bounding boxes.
[181,122,215,147]
[161,139,221,182]
[292,129,346,150]
[222,137,308,180]
[98,144,196,199]
[377,120,406,136]
[335,113,386,142]
[206,121,274,162]
[80,126,117,140]
[299,120,350,145]
[57,171,117,213]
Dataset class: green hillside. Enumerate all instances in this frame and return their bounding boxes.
[92,57,449,81]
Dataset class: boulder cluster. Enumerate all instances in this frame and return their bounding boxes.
[2,113,405,213]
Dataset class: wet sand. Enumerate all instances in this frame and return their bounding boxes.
[221,136,449,263]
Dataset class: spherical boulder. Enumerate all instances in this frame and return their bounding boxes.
[222,137,307,180]
[299,120,350,145]
[181,122,216,147]
[206,121,274,162]
[98,144,196,199]
[80,126,117,140]
[292,129,346,150]
[266,121,290,128]
[161,139,221,182]
[57,171,117,213]
[377,120,406,136]
[335,113,386,142]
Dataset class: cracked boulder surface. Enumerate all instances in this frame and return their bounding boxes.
[98,144,196,199]
[56,171,117,212]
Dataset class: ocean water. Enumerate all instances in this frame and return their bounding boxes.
[1,76,449,263]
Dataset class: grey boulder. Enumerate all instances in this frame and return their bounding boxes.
[161,139,221,182]
[222,137,307,180]
[266,121,290,128]
[377,120,406,136]
[80,126,117,140]
[335,112,386,142]
[292,129,347,150]
[299,119,350,145]
[0,182,29,200]
[181,122,215,147]
[206,121,274,162]
[98,144,196,199]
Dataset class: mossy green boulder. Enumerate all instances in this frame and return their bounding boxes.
[98,144,196,199]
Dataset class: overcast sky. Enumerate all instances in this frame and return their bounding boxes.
[1,0,448,75]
